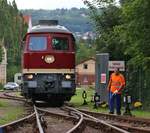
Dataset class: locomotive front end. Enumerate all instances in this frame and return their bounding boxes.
[22,21,76,104]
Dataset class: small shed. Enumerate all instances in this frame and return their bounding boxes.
[76,58,95,86]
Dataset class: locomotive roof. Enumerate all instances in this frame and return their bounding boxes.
[29,25,72,34]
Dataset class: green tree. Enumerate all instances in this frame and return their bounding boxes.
[119,0,150,68]
[84,1,125,60]
[0,0,27,81]
[76,42,96,64]
[85,0,150,109]
[119,0,150,107]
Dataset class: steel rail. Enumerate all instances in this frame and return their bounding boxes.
[78,109,150,132]
[36,107,74,118]
[0,112,35,131]
[37,107,84,133]
[4,92,25,100]
[4,92,23,97]
[66,111,84,133]
[0,91,25,102]
[65,106,129,133]
[78,109,150,124]
[113,123,150,133]
[34,105,44,133]
[0,95,26,102]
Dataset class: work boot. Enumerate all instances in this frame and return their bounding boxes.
[117,111,121,115]
[109,111,114,114]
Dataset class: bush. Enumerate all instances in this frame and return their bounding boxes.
[0,83,3,90]
[7,66,21,82]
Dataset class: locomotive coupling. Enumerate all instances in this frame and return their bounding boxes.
[44,81,55,88]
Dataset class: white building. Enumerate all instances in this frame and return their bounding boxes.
[0,40,7,84]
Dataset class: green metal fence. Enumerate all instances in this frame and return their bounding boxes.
[126,65,150,110]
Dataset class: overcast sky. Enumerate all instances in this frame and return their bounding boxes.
[8,0,88,10]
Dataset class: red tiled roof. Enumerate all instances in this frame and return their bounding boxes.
[23,15,31,24]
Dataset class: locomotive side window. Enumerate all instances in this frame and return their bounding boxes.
[29,36,47,51]
[52,37,69,50]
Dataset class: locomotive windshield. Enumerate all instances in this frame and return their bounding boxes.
[29,36,47,51]
[52,37,69,50]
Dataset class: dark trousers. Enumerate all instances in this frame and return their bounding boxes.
[109,92,121,114]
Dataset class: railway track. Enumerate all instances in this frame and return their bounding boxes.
[0,91,26,102]
[0,91,128,133]
[36,106,84,133]
[63,106,129,133]
[30,106,129,133]
[0,91,150,133]
[0,112,35,133]
[1,104,127,133]
[0,92,76,132]
[77,108,150,133]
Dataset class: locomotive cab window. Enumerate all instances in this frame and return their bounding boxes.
[52,37,69,50]
[29,36,47,51]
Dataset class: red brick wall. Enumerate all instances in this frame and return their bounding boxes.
[76,74,95,86]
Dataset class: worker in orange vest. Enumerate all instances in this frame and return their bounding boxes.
[107,68,125,115]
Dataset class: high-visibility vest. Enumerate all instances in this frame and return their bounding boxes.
[109,73,125,94]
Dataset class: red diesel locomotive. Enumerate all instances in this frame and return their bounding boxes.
[22,20,76,105]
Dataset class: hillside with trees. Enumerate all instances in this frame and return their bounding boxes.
[21,8,93,33]
[0,0,27,81]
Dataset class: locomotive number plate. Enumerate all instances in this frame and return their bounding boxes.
[61,81,71,88]
[28,81,37,88]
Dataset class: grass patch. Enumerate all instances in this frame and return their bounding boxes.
[70,88,150,118]
[0,99,25,125]
[0,83,3,90]
[131,110,150,118]
[70,88,95,106]
[70,88,108,113]
[0,107,24,125]
[0,100,9,107]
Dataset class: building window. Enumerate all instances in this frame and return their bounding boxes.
[83,64,88,69]
[18,76,22,80]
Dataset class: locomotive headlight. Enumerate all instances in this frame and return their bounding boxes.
[26,74,33,80]
[66,74,71,79]
[44,55,55,64]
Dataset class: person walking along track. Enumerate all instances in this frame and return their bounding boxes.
[107,68,125,115]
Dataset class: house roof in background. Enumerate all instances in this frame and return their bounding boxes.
[76,58,95,66]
